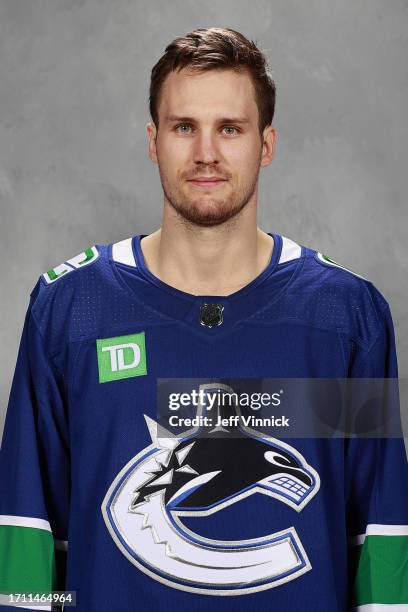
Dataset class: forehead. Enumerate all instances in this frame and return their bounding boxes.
[158,68,258,120]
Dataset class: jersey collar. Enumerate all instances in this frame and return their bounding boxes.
[109,233,305,337]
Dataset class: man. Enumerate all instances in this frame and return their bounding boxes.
[0,27,407,612]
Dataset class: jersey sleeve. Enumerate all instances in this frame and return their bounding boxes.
[0,290,70,611]
[346,301,408,610]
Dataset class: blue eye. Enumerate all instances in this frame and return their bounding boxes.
[175,124,192,133]
[174,124,239,135]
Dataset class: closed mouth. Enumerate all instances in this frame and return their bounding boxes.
[187,178,227,186]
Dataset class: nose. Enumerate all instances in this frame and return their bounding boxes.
[192,129,220,166]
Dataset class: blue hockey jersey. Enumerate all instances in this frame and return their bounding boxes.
[1,233,407,611]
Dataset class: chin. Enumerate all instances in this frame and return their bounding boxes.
[180,204,243,227]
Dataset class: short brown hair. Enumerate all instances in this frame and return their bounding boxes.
[149,27,276,136]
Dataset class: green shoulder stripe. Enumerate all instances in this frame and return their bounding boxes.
[43,246,99,285]
[316,252,367,280]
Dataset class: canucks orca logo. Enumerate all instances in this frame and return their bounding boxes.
[101,384,320,595]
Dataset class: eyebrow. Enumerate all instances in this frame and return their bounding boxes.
[164,115,250,125]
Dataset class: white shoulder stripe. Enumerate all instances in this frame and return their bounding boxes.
[112,237,137,267]
[0,514,51,532]
[278,235,302,264]
[348,523,408,546]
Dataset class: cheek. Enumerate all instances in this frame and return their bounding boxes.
[160,141,191,175]
[160,134,189,157]
[221,139,260,170]
[227,152,258,184]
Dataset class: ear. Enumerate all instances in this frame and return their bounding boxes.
[260,125,276,168]
[146,121,158,164]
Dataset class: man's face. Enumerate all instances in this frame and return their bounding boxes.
[147,68,275,227]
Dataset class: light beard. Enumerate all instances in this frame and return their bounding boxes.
[160,173,260,228]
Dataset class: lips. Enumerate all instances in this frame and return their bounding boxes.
[187,177,227,187]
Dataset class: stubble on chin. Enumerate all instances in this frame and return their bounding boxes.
[162,177,258,228]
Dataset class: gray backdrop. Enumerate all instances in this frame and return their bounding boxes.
[1,1,407,446]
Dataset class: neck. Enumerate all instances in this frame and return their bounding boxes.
[140,200,274,297]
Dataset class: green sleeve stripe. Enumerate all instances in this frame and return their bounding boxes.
[350,535,408,605]
[0,525,57,593]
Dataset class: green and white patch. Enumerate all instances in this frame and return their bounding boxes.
[43,246,99,284]
[96,332,147,383]
[316,252,367,280]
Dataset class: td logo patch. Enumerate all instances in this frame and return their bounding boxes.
[96,332,147,383]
